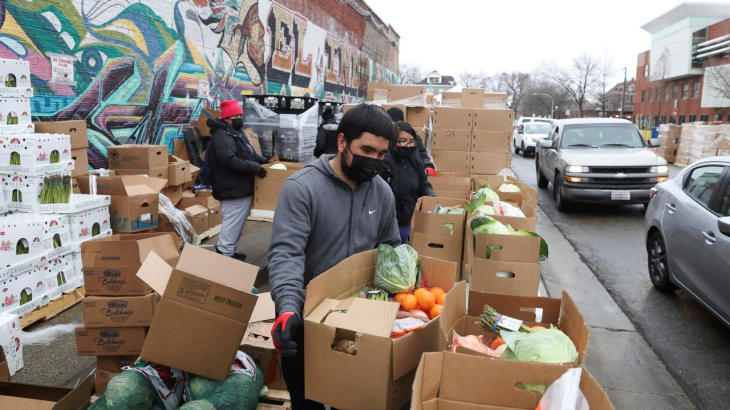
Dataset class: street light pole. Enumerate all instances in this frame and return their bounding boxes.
[620,67,627,118]
[532,93,554,118]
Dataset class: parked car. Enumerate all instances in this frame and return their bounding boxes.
[514,122,552,157]
[535,118,668,211]
[644,157,730,327]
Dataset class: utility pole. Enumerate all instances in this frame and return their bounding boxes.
[532,93,554,118]
[620,67,627,118]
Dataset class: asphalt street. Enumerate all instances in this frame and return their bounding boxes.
[510,151,730,410]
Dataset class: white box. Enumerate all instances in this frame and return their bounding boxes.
[0,214,47,278]
[0,202,8,215]
[18,193,110,214]
[0,313,23,375]
[68,205,111,243]
[1,265,46,314]
[42,214,72,258]
[43,252,75,297]
[71,229,112,253]
[0,97,31,127]
[0,133,72,168]
[0,58,32,98]
[0,122,34,135]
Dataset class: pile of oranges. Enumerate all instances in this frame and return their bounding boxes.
[394,287,446,319]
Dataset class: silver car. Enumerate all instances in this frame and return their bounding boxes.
[645,157,730,327]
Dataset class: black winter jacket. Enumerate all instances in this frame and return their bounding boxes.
[314,118,339,158]
[379,149,436,227]
[207,119,268,200]
[414,132,435,171]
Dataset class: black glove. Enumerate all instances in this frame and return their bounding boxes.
[272,311,299,357]
[256,166,268,179]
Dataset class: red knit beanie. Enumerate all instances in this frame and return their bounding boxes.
[220,100,243,119]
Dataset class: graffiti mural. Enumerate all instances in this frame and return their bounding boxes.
[0,0,397,167]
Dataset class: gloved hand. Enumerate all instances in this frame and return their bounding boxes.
[425,167,436,177]
[256,166,268,179]
[272,311,299,357]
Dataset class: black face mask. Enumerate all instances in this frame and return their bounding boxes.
[231,118,244,130]
[394,146,417,160]
[341,144,381,184]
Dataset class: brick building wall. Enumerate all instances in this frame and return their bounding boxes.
[0,0,398,167]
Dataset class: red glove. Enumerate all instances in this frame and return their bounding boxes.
[271,311,299,357]
[425,167,436,177]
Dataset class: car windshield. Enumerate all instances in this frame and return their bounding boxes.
[534,119,554,124]
[560,123,645,149]
[525,124,551,134]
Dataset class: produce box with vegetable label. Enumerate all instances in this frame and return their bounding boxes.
[67,205,111,243]
[303,246,458,410]
[1,265,47,315]
[0,214,47,280]
[2,173,76,211]
[42,252,76,299]
[0,317,23,377]
[41,214,72,258]
[0,133,71,169]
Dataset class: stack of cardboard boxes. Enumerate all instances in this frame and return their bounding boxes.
[75,233,180,393]
[34,120,90,180]
[409,197,469,275]
[0,59,34,136]
[172,189,221,235]
[657,124,681,163]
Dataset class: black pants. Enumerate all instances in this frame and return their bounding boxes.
[282,326,329,410]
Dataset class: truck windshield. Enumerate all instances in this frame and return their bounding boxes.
[525,124,552,134]
[561,123,645,149]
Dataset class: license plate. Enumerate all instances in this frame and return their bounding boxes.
[611,191,631,200]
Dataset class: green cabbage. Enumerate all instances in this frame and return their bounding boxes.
[472,217,511,235]
[433,202,466,214]
[374,244,421,293]
[269,163,288,170]
[187,374,260,410]
[498,183,521,193]
[501,329,578,364]
[89,371,156,410]
[180,400,217,410]
[470,217,549,261]
[476,205,497,215]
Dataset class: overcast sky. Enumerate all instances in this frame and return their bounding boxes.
[365,0,730,85]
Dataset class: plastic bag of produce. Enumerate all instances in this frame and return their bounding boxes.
[185,351,264,410]
[450,331,499,357]
[122,359,189,410]
[536,368,589,410]
[180,400,217,410]
[89,370,157,410]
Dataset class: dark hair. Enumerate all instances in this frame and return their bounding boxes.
[394,121,417,140]
[322,107,334,121]
[386,107,405,122]
[337,104,395,144]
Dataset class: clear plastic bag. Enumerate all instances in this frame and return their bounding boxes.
[158,193,196,242]
[536,368,589,410]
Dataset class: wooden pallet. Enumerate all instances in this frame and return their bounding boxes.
[20,286,85,329]
[257,389,292,410]
[193,224,222,245]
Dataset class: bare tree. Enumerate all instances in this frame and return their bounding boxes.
[399,64,424,85]
[650,48,671,124]
[704,64,730,103]
[458,71,490,89]
[497,71,531,116]
[592,58,615,117]
[522,79,571,118]
[539,53,603,117]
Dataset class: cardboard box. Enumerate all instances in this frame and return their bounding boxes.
[68,205,111,243]
[387,85,425,102]
[0,59,31,94]
[241,322,287,390]
[0,346,10,381]
[253,162,306,211]
[96,355,137,373]
[75,326,147,356]
[95,368,116,394]
[195,108,220,137]
[433,107,473,130]
[428,172,471,200]
[473,175,538,208]
[184,165,200,190]
[0,316,22,376]
[114,167,169,186]
[161,184,183,206]
[411,197,468,237]
[461,88,485,109]
[81,233,180,296]
[137,244,259,380]
[471,217,542,263]
[0,375,92,410]
[196,194,221,228]
[33,120,89,149]
[82,294,158,328]
[173,138,191,161]
[183,204,209,235]
[303,250,458,410]
[470,152,511,175]
[0,133,72,170]
[470,259,541,296]
[107,145,168,170]
[431,129,471,152]
[411,352,614,410]
[406,107,430,132]
[473,109,514,132]
[70,148,88,177]
[367,81,388,101]
[471,130,512,153]
[432,150,471,174]
[79,175,166,233]
[167,155,192,186]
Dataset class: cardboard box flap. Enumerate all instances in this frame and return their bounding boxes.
[557,291,590,362]
[82,233,179,267]
[304,250,376,317]
[467,291,562,323]
[136,251,174,294]
[121,176,167,194]
[0,375,93,410]
[391,310,441,380]
[184,204,209,216]
[440,281,467,338]
[0,346,8,382]
[474,232,541,263]
[177,244,257,293]
[249,292,276,323]
[322,298,399,337]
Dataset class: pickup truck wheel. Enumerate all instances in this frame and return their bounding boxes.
[554,174,570,212]
[536,160,549,188]
[521,142,527,157]
[514,140,520,155]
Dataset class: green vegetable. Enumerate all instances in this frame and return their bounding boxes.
[465,192,486,214]
[442,222,455,236]
[7,113,17,125]
[19,288,32,305]
[500,328,578,364]
[433,202,466,214]
[40,175,72,204]
[498,183,521,193]
[57,272,66,286]
[367,289,389,301]
[476,205,497,215]
[473,218,511,236]
[374,244,421,294]
[512,230,549,261]
[53,233,62,249]
[89,371,156,410]
[187,374,260,410]
[10,151,20,165]
[180,401,217,410]
[92,223,101,237]
[5,74,16,88]
[16,239,28,255]
[471,217,549,261]
[12,189,22,203]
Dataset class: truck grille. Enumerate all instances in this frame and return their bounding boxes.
[591,177,652,184]
[590,167,652,174]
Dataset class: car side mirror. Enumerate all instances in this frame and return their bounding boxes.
[539,139,554,149]
[518,129,524,134]
[648,139,660,148]
[719,217,730,237]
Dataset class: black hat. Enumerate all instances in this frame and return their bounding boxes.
[386,107,405,122]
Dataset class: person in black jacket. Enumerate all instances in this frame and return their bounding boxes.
[386,107,436,176]
[313,107,338,158]
[207,100,268,261]
[379,121,436,244]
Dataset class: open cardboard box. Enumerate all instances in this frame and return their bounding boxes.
[0,371,92,410]
[253,161,306,211]
[167,155,192,186]
[439,282,590,364]
[183,204,209,235]
[412,352,614,410]
[137,244,259,381]
[473,175,538,208]
[428,172,471,200]
[470,259,541,296]
[303,250,458,410]
[81,233,180,296]
[464,215,542,266]
[241,320,287,390]
[409,197,468,275]
[466,201,538,232]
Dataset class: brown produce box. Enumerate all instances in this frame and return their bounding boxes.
[161,184,183,206]
[108,144,168,170]
[114,167,169,187]
[409,197,469,274]
[137,244,259,381]
[473,175,538,208]
[75,327,147,356]
[428,172,470,200]
[433,107,473,130]
[0,374,92,410]
[461,88,485,109]
[470,259,541,296]
[183,204,209,235]
[82,294,158,328]
[407,107,431,131]
[387,84,425,102]
[431,129,471,152]
[473,108,514,132]
[167,155,192,186]
[195,108,221,137]
[253,162,306,211]
[471,130,512,153]
[367,81,388,101]
[70,148,89,177]
[34,120,88,149]
[241,322,287,390]
[432,150,471,174]
[470,152,511,175]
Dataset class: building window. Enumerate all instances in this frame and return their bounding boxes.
[664,85,670,101]
[715,114,722,121]
[692,81,701,99]
[656,89,661,101]
[641,90,646,103]
[672,84,679,100]
[701,115,709,122]
[644,65,649,78]
[689,115,697,123]
[682,83,689,99]
[679,115,686,124]
[649,90,653,102]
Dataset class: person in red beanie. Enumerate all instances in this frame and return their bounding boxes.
[206,100,268,261]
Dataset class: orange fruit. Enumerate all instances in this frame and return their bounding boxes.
[393,293,407,303]
[430,287,446,299]
[490,337,505,350]
[531,326,548,332]
[430,304,443,319]
[417,291,436,311]
[414,288,429,298]
[401,294,418,311]
[436,293,446,305]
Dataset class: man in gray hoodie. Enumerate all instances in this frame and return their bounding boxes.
[268,104,400,410]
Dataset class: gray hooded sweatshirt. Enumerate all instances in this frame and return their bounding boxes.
[268,155,401,317]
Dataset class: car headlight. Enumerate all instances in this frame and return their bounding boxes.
[567,166,589,173]
[524,135,533,142]
[651,165,669,173]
